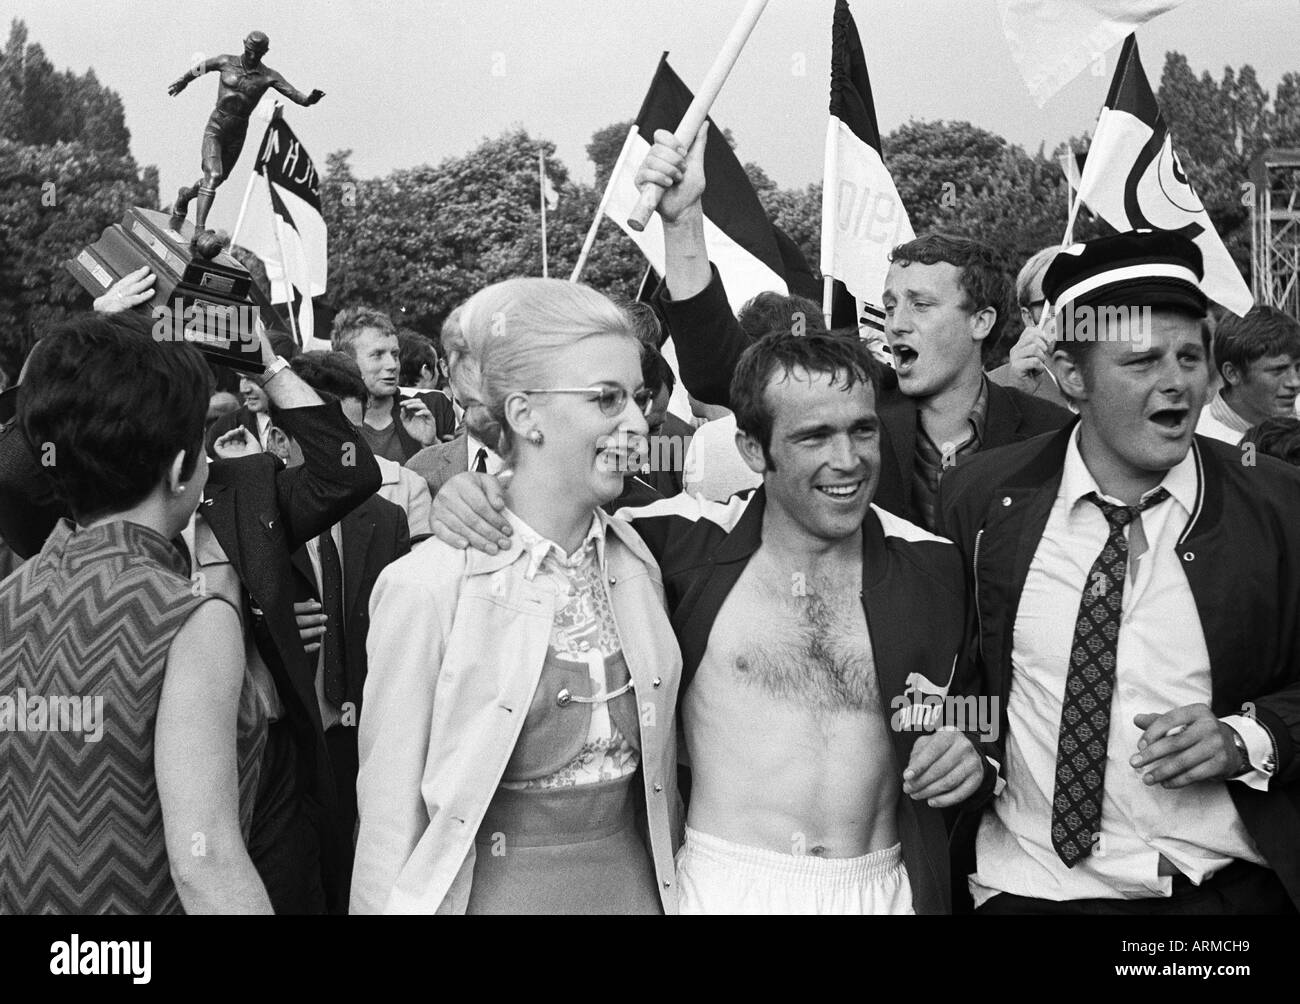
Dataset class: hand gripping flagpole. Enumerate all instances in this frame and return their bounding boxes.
[626,0,770,232]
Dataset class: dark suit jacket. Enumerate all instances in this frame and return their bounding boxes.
[655,265,1072,526]
[0,399,382,913]
[405,433,468,498]
[418,389,457,443]
[938,423,1300,910]
[290,494,410,715]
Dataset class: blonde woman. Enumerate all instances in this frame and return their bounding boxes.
[352,279,682,914]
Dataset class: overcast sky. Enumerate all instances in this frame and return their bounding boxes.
[8,0,1296,232]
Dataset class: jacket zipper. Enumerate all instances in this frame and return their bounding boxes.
[972,528,986,662]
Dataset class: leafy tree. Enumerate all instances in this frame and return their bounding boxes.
[0,21,156,383]
[0,20,131,155]
[586,119,632,192]
[323,127,647,333]
[1155,50,1300,277]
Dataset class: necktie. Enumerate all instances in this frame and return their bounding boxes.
[317,529,347,708]
[1051,487,1170,867]
[473,447,488,474]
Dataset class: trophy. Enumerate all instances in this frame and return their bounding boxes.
[63,31,324,373]
[65,207,264,372]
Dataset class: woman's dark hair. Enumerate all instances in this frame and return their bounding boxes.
[21,311,211,521]
[730,332,880,470]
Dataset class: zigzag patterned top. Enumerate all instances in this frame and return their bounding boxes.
[0,518,266,914]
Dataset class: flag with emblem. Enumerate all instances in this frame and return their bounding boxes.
[1070,34,1252,315]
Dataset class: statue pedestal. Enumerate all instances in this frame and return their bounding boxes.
[64,208,266,374]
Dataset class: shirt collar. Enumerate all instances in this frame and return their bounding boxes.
[504,508,606,581]
[1208,390,1253,435]
[466,433,502,474]
[1062,425,1198,515]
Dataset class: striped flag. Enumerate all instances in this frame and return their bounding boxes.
[821,0,912,355]
[600,54,788,314]
[1071,34,1252,315]
[231,106,328,346]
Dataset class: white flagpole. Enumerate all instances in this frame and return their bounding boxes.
[230,105,278,248]
[820,118,840,330]
[230,171,259,250]
[270,209,301,347]
[539,148,549,278]
[571,125,638,283]
[627,0,770,230]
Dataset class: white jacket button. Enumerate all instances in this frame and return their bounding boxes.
[653,782,663,793]
[652,677,662,688]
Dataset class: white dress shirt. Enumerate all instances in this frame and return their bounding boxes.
[305,522,346,732]
[1194,391,1250,445]
[971,429,1270,905]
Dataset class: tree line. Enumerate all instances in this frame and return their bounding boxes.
[3,16,1298,384]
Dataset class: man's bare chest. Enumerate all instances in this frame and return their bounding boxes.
[703,558,879,714]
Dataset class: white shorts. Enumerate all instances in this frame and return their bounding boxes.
[675,826,914,915]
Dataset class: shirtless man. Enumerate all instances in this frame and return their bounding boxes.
[168,31,324,234]
[430,332,993,914]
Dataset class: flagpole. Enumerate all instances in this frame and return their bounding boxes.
[572,125,639,283]
[539,148,549,278]
[820,118,840,329]
[231,104,278,248]
[270,210,301,347]
[627,0,771,231]
[230,172,258,250]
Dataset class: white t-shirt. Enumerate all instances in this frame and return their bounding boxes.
[682,415,761,502]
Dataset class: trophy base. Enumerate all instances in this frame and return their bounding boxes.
[64,208,265,374]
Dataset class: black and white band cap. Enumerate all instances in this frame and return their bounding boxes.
[1049,261,1201,313]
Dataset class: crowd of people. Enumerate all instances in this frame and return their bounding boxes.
[0,127,1297,916]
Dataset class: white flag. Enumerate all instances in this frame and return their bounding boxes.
[997,0,1189,107]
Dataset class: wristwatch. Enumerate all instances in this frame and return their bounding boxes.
[256,355,290,387]
[1228,728,1251,778]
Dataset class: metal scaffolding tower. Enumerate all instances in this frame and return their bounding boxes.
[1251,149,1300,319]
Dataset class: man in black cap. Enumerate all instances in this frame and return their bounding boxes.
[939,229,1300,914]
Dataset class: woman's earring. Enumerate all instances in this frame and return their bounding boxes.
[526,429,544,445]
[173,484,187,495]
